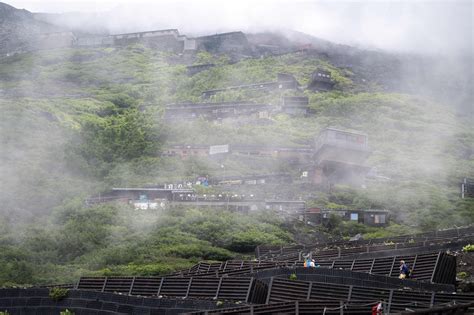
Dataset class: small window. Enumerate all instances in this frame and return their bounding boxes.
[374,214,386,224]
[350,213,358,221]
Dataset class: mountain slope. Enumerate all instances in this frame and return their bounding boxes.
[0,12,472,285]
[0,2,60,54]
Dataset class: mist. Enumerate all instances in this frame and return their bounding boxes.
[8,0,472,56]
[0,0,473,289]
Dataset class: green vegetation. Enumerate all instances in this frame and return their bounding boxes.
[0,204,291,285]
[457,271,469,279]
[49,287,69,301]
[462,244,474,253]
[0,43,472,286]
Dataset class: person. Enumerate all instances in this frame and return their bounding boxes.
[399,260,410,279]
[371,302,383,315]
[310,259,315,267]
[302,252,312,268]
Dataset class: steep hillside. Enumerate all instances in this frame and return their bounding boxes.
[0,34,472,285]
[0,2,61,54]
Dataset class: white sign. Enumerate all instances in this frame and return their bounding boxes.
[133,202,160,210]
[209,144,230,155]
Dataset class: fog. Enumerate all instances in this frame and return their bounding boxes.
[8,0,473,56]
[0,0,473,289]
[1,0,472,221]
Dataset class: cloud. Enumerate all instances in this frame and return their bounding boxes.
[6,0,473,55]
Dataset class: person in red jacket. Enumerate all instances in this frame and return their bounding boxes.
[371,302,383,315]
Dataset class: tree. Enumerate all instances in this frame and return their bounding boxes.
[75,108,160,176]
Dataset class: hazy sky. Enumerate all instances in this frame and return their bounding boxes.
[6,0,473,55]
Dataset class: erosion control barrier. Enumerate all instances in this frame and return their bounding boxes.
[187,298,474,315]
[258,235,473,262]
[0,287,238,315]
[246,266,455,292]
[255,225,474,258]
[172,251,456,285]
[75,276,267,303]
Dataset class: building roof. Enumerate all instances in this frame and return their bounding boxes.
[321,208,390,213]
[195,31,245,39]
[265,200,306,204]
[111,29,179,37]
[112,187,194,193]
[322,127,368,137]
[165,102,270,110]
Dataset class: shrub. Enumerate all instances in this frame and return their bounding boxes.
[457,272,469,279]
[463,244,474,252]
[289,273,297,281]
[49,287,69,301]
[60,310,75,315]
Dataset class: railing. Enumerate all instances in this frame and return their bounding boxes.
[257,236,473,263]
[75,275,267,304]
[0,287,237,314]
[314,137,369,154]
[174,251,456,285]
[188,297,474,314]
[255,225,474,258]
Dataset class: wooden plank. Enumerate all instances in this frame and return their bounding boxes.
[431,252,442,283]
[265,277,274,304]
[214,277,224,299]
[185,277,193,298]
[128,277,135,295]
[245,278,254,303]
[369,258,375,273]
[306,282,312,300]
[101,277,107,292]
[157,277,164,296]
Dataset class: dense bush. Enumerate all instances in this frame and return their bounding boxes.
[49,287,69,301]
[0,204,293,285]
[73,108,161,176]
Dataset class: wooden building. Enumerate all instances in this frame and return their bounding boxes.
[209,173,291,186]
[201,73,300,98]
[306,208,390,226]
[161,144,313,161]
[186,63,216,76]
[195,31,250,54]
[312,127,371,187]
[161,145,209,158]
[164,102,273,120]
[265,200,306,212]
[232,145,312,162]
[76,29,196,53]
[308,68,335,91]
[86,187,194,210]
[281,96,310,116]
[461,178,474,198]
